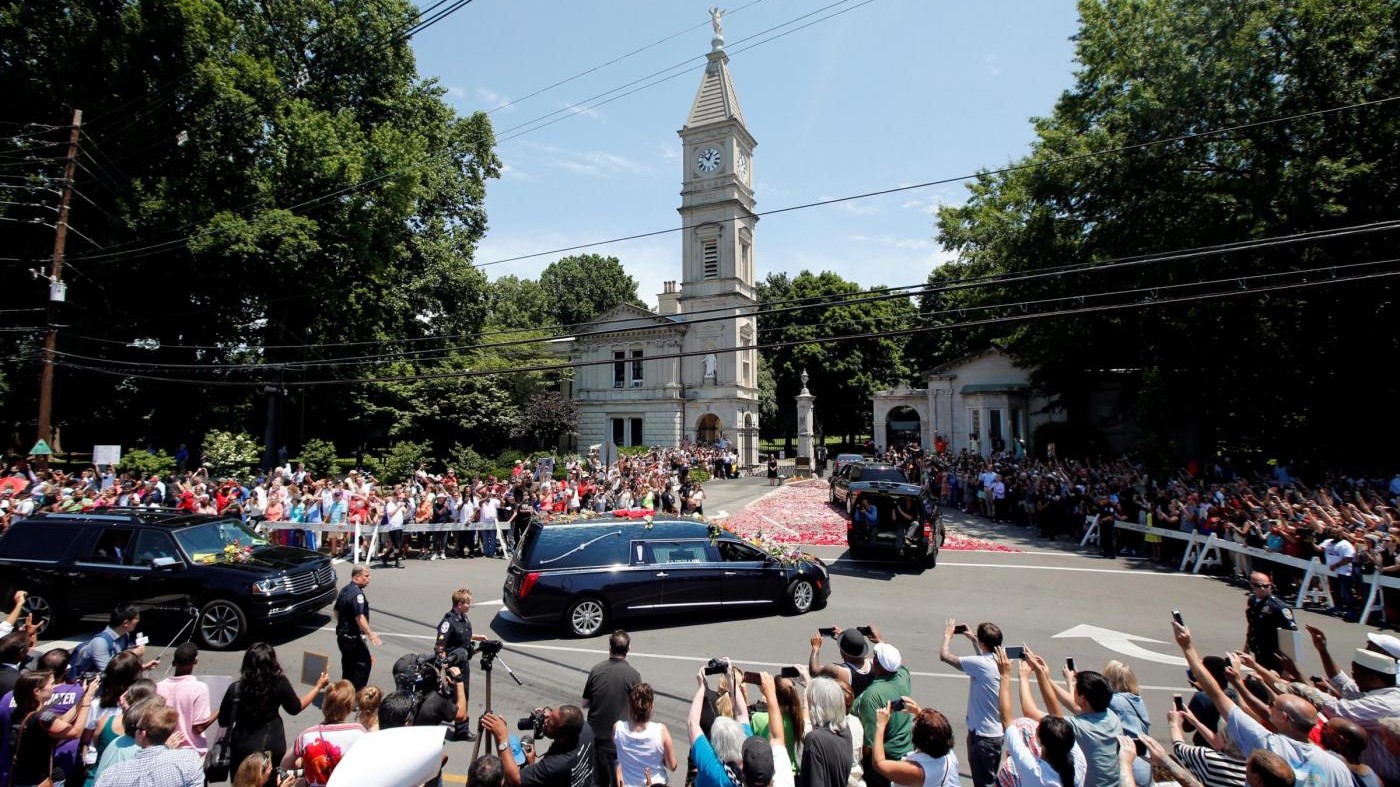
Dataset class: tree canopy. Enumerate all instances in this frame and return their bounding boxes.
[924,0,1400,466]
[0,0,506,458]
[757,271,917,443]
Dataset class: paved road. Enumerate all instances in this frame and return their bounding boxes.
[57,490,1380,784]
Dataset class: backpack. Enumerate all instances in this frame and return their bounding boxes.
[70,630,119,677]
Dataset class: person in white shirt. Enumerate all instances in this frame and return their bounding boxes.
[939,620,1004,787]
[1321,528,1358,619]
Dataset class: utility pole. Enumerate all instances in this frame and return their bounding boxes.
[35,108,82,473]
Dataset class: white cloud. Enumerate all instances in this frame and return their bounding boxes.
[498,162,537,182]
[476,87,514,111]
[984,53,1002,77]
[847,234,934,251]
[445,85,468,99]
[562,102,604,121]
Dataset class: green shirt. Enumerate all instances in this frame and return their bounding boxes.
[853,666,913,759]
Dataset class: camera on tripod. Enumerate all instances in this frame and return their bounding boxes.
[475,639,504,656]
[517,707,552,739]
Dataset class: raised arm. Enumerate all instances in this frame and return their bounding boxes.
[1171,622,1236,718]
[993,647,1014,729]
[688,669,709,744]
[809,632,851,682]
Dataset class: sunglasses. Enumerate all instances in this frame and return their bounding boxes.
[1251,582,1271,588]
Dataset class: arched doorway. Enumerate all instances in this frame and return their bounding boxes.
[885,406,921,448]
[696,413,722,445]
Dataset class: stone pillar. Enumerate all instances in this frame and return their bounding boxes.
[796,369,815,467]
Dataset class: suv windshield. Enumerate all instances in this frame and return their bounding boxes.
[860,466,908,483]
[174,520,267,563]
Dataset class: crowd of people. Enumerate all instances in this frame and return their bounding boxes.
[0,444,751,564]
[871,445,1400,622]
[9,584,1400,787]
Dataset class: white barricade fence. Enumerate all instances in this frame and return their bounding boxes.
[1106,520,1390,613]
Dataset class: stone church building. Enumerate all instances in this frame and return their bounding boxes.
[562,21,761,468]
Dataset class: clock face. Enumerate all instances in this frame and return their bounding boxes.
[695,147,722,174]
[736,152,749,180]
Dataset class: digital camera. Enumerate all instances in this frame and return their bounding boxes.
[703,657,730,676]
[518,707,551,739]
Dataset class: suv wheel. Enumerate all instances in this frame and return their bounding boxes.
[565,597,609,638]
[785,578,816,615]
[20,588,57,636]
[196,599,248,650]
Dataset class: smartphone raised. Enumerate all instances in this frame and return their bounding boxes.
[780,666,802,679]
[857,626,875,638]
[1172,610,1185,626]
[1003,645,1026,660]
[1066,657,1075,671]
[743,671,762,685]
[889,698,905,711]
[1133,738,1147,757]
[1173,694,1185,712]
[953,624,969,635]
[818,627,837,639]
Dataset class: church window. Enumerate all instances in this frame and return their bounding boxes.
[740,240,751,281]
[610,417,645,447]
[742,353,751,386]
[630,418,643,447]
[613,351,626,389]
[630,349,644,387]
[612,418,624,445]
[702,240,719,279]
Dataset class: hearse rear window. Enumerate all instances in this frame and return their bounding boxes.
[526,527,628,570]
[0,522,82,560]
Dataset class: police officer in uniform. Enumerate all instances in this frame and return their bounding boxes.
[336,564,382,690]
[435,587,486,663]
[1244,570,1296,670]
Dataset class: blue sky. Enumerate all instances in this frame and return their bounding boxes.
[410,1,1082,308]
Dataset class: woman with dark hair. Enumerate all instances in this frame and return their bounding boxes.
[993,648,1085,787]
[614,682,677,787]
[218,642,329,787]
[9,670,99,787]
[871,700,959,787]
[79,650,142,783]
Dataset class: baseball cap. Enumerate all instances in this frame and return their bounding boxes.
[873,642,902,672]
[741,737,775,787]
[1367,633,1400,658]
[838,629,868,659]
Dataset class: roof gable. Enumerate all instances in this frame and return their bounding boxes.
[581,302,685,335]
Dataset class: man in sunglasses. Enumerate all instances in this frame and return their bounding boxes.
[1244,571,1296,671]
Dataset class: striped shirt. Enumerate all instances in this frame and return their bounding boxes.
[1172,741,1247,787]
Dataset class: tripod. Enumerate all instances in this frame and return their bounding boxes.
[470,647,524,762]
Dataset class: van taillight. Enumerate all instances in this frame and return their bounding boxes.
[518,572,540,600]
[923,523,932,540]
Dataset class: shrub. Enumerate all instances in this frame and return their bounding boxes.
[117,450,175,479]
[202,431,261,477]
[296,438,339,478]
[689,468,711,484]
[448,445,493,479]
[379,440,430,483]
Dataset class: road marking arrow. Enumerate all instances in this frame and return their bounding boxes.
[1052,624,1187,666]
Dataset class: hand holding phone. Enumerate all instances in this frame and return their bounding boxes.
[1003,645,1026,660]
[857,625,874,638]
[1173,695,1185,712]
[889,698,905,711]
[1172,610,1185,627]
[818,627,837,639]
[953,624,969,635]
[780,666,802,679]
[1066,657,1075,672]
[743,671,762,685]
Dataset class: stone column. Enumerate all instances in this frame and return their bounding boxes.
[796,369,815,467]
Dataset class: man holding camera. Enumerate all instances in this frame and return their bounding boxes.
[583,630,641,787]
[482,706,595,787]
[415,663,472,742]
[809,627,876,697]
[939,619,1004,787]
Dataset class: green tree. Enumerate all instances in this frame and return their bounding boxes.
[930,0,1400,465]
[756,271,917,443]
[537,254,644,328]
[517,391,579,450]
[295,438,339,478]
[0,0,500,457]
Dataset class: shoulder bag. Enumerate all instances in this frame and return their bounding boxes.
[205,682,241,782]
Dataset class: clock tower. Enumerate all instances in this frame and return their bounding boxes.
[675,13,759,465]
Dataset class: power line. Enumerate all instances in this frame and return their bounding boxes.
[54,216,1400,360]
[53,0,880,267]
[48,259,1400,388]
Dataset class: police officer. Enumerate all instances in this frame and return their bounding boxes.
[1244,570,1296,670]
[435,587,486,663]
[336,564,382,690]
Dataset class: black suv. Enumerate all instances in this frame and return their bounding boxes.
[502,516,831,637]
[0,509,336,649]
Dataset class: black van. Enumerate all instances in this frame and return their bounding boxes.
[502,516,831,637]
[0,509,335,649]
